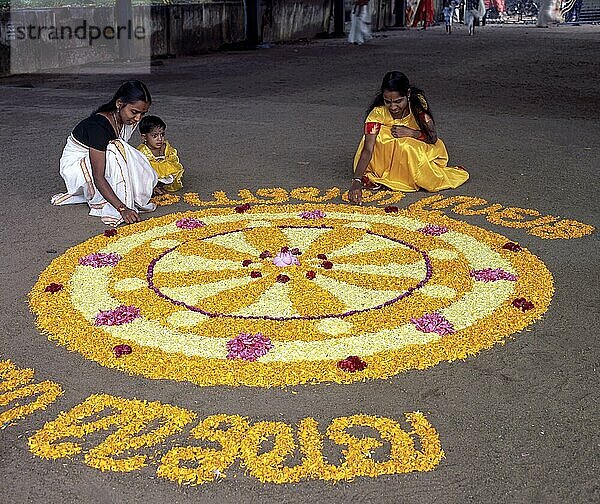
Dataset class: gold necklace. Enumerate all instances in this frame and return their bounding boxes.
[111,111,123,137]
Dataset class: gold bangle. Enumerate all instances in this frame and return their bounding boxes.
[117,205,127,213]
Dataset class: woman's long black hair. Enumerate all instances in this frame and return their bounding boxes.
[93,80,151,114]
[366,71,432,133]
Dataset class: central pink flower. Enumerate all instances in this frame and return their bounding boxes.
[273,250,300,267]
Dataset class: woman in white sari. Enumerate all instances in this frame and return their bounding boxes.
[52,80,164,226]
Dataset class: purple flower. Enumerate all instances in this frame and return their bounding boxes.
[226,332,273,361]
[235,203,251,213]
[44,283,63,293]
[299,209,326,219]
[418,224,449,236]
[273,250,300,267]
[79,252,121,268]
[94,305,140,326]
[470,268,517,282]
[337,356,367,372]
[502,242,522,252]
[176,217,206,229]
[411,312,455,336]
[113,344,132,357]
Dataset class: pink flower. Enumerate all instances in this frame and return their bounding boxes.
[470,268,517,282]
[337,356,367,372]
[418,224,449,236]
[79,252,121,268]
[235,203,251,213]
[321,260,333,270]
[276,274,290,283]
[45,283,63,293]
[306,270,316,280]
[226,332,273,361]
[113,344,132,357]
[103,229,117,237]
[384,206,399,213]
[273,251,300,267]
[502,242,522,252]
[299,209,326,219]
[411,312,455,336]
[250,270,262,278]
[176,217,206,229]
[94,305,140,326]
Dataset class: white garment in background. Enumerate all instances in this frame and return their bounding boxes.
[348,4,371,45]
[52,123,161,226]
[537,0,563,26]
[466,0,486,33]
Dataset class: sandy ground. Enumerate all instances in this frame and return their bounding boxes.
[0,23,599,503]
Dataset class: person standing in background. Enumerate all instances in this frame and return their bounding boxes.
[349,0,372,45]
[411,0,435,29]
[443,1,454,33]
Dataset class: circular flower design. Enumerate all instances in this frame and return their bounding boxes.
[29,203,553,387]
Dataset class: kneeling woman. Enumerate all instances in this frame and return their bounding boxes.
[52,80,162,226]
[349,71,469,205]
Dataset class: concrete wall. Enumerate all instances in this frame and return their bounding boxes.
[261,0,333,42]
[152,2,245,57]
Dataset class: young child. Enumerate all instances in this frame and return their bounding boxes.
[137,116,184,194]
[443,1,453,33]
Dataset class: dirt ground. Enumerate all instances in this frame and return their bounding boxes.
[0,23,599,503]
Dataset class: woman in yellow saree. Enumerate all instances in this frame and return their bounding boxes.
[349,71,469,205]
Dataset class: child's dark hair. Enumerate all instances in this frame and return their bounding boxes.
[139,115,166,134]
[367,71,433,133]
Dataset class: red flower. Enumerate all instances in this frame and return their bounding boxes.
[291,247,301,256]
[502,242,522,252]
[321,260,333,270]
[104,229,118,237]
[337,356,367,372]
[242,259,252,267]
[384,206,399,213]
[259,250,273,259]
[512,297,534,312]
[280,246,290,253]
[276,274,290,283]
[235,203,251,213]
[306,270,316,280]
[113,344,132,357]
[250,270,262,278]
[317,253,328,260]
[44,283,63,293]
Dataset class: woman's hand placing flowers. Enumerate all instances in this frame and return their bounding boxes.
[119,206,140,224]
[349,178,363,205]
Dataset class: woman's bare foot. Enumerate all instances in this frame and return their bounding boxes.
[153,185,166,196]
